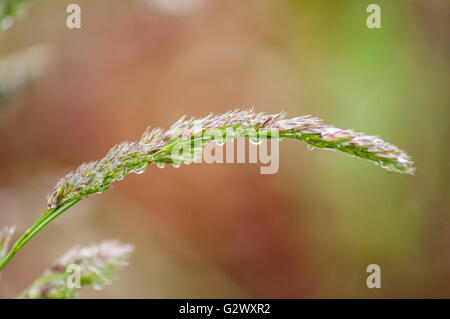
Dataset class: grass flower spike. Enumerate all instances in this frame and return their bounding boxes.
[47,109,414,208]
[0,109,414,273]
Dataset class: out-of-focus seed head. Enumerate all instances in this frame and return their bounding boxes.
[21,240,134,299]
[0,226,15,260]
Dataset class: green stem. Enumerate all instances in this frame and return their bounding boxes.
[0,199,81,272]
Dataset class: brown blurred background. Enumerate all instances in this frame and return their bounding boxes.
[0,0,449,298]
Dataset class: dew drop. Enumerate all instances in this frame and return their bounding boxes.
[225,132,235,140]
[172,163,181,168]
[249,138,262,145]
[116,170,127,181]
[215,139,225,146]
[134,163,148,174]
[156,162,165,169]
[307,145,314,151]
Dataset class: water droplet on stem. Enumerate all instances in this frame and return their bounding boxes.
[156,162,165,169]
[249,137,262,145]
[134,163,148,174]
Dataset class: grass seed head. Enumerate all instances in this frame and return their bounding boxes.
[47,109,415,209]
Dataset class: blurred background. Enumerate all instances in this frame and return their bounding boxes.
[0,0,448,298]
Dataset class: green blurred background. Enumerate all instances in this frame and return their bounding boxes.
[0,0,448,298]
